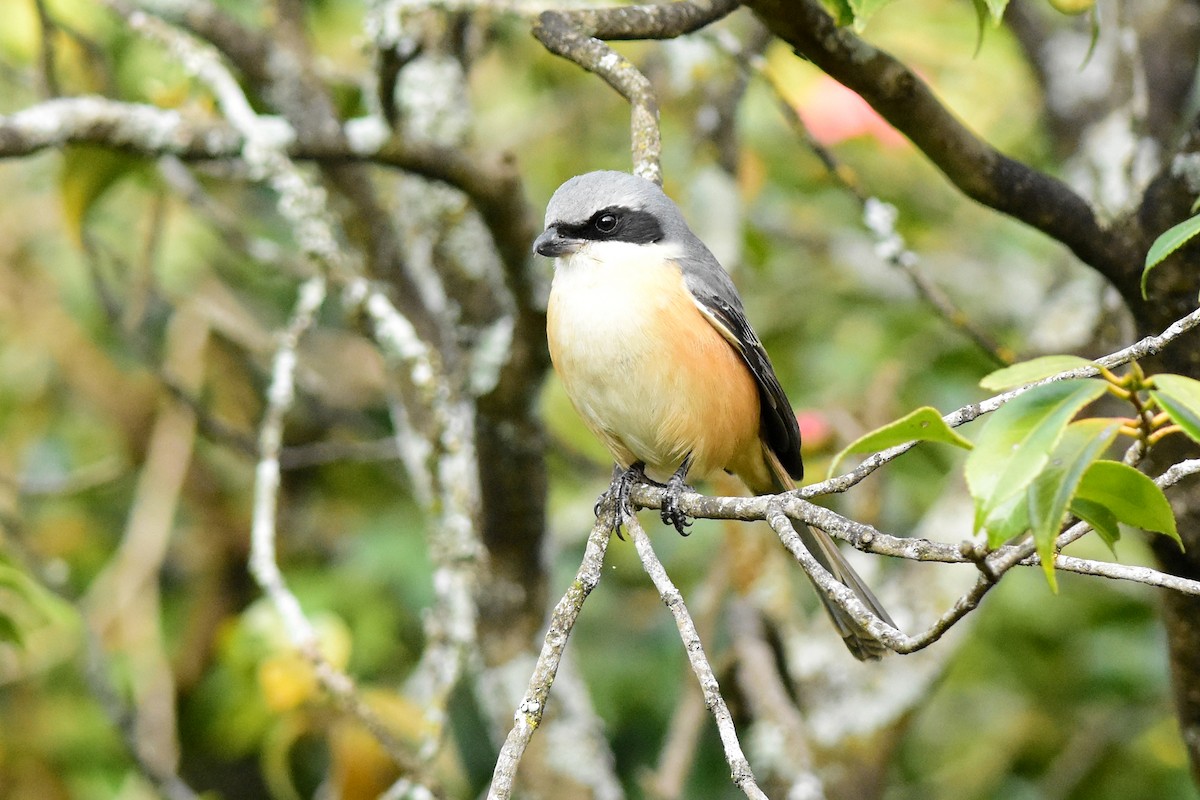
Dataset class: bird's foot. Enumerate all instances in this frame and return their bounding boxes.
[596,463,649,539]
[661,455,694,536]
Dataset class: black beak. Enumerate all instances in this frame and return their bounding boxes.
[533,227,577,257]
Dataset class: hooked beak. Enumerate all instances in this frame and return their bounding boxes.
[533,226,580,258]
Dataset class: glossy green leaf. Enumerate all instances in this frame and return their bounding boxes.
[1150,373,1200,444]
[980,355,1095,391]
[980,489,1030,549]
[1025,419,1120,589]
[829,406,972,477]
[1071,498,1122,552]
[965,380,1107,523]
[1142,214,1200,299]
[1076,460,1181,545]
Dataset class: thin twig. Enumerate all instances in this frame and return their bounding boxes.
[486,517,614,800]
[813,305,1200,494]
[247,277,442,789]
[627,516,769,800]
[644,551,732,800]
[531,0,739,182]
[626,456,1200,601]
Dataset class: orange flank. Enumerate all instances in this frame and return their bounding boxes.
[547,247,765,488]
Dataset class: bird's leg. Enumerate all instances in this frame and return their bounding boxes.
[596,462,650,539]
[661,454,694,536]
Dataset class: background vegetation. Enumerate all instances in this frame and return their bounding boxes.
[0,0,1197,799]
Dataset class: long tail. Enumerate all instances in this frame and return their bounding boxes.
[760,448,894,661]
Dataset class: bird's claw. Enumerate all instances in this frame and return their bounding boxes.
[596,463,647,540]
[660,467,693,536]
[596,459,693,538]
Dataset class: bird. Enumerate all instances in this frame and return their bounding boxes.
[533,170,893,661]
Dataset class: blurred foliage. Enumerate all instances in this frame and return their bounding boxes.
[0,0,1190,799]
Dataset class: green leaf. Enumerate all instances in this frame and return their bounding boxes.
[970,0,1010,54]
[1025,419,1120,589]
[1076,460,1181,546]
[980,355,1095,391]
[970,0,988,53]
[847,0,894,30]
[965,380,1107,523]
[1070,498,1121,552]
[1150,373,1200,444]
[980,489,1030,549]
[828,406,972,477]
[1142,214,1200,299]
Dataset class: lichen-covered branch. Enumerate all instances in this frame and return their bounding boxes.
[626,454,1200,601]
[627,516,768,800]
[112,6,481,780]
[532,0,738,182]
[532,12,661,182]
[486,517,614,800]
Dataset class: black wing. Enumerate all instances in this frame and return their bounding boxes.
[693,293,803,481]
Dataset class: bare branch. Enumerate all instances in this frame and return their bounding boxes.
[627,516,769,800]
[532,0,739,182]
[107,8,467,781]
[727,599,825,798]
[626,453,1200,602]
[532,13,661,182]
[487,518,614,800]
[248,277,444,790]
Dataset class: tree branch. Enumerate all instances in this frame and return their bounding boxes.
[626,457,1200,598]
[532,0,739,182]
[486,517,613,800]
[627,515,768,800]
[743,0,1141,301]
[721,35,1013,366]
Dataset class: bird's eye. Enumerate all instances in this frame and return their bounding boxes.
[595,213,619,233]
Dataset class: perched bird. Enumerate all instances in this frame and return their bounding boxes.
[534,170,892,660]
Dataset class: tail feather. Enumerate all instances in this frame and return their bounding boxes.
[760,446,893,661]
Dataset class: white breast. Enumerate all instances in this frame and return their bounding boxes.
[546,241,692,473]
